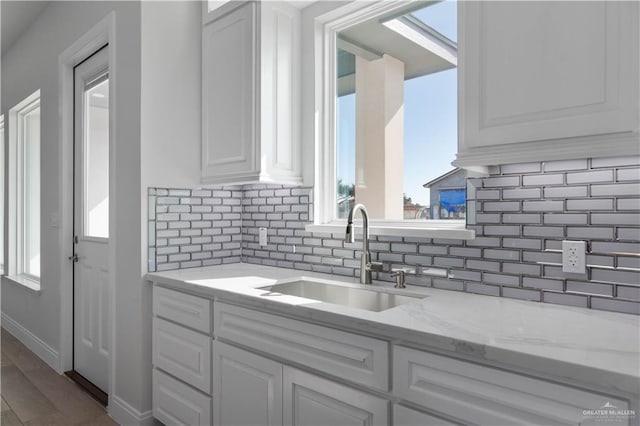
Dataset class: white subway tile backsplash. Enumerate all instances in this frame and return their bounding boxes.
[543,213,588,225]
[502,287,541,302]
[523,277,564,291]
[617,167,640,181]
[483,273,520,286]
[522,226,565,238]
[465,259,501,272]
[522,174,564,186]
[482,201,521,211]
[543,159,588,172]
[543,292,588,308]
[543,186,588,198]
[502,213,541,224]
[501,162,541,174]
[591,298,640,315]
[617,198,640,210]
[591,156,640,168]
[591,241,640,254]
[617,286,640,301]
[591,213,640,226]
[566,280,613,296]
[591,183,640,196]
[522,200,564,211]
[466,282,501,296]
[148,157,640,315]
[591,269,640,285]
[566,199,613,211]
[566,227,614,240]
[502,188,541,199]
[474,189,501,200]
[483,176,520,187]
[566,170,613,184]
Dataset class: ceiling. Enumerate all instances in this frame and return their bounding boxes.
[1,1,50,56]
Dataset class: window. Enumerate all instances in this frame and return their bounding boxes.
[8,91,41,284]
[335,0,461,222]
[83,77,109,239]
[307,0,473,238]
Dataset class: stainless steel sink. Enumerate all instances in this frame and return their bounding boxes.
[259,279,423,312]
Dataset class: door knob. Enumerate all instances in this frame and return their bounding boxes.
[68,254,79,262]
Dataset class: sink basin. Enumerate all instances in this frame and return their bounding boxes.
[259,279,423,312]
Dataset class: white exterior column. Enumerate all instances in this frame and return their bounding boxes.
[355,54,405,220]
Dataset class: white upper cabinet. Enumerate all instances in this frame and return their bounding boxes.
[456,1,639,168]
[202,1,302,185]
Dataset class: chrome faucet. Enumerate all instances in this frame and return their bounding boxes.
[345,204,383,284]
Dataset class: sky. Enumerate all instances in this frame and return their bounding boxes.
[337,0,458,207]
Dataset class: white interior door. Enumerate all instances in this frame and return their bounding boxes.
[73,46,110,393]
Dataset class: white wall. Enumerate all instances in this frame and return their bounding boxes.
[1,1,202,422]
[139,0,202,416]
[1,0,146,421]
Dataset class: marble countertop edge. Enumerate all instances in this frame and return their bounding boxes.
[146,263,640,397]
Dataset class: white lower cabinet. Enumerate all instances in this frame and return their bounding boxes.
[152,317,211,394]
[283,367,389,426]
[213,340,283,426]
[393,404,460,426]
[153,369,212,426]
[151,285,634,426]
[394,346,630,426]
[212,341,388,426]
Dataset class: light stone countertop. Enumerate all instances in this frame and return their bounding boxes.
[146,263,640,397]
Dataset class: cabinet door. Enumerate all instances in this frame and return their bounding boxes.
[202,2,258,183]
[458,1,639,167]
[283,367,388,426]
[213,341,283,426]
[394,346,630,426]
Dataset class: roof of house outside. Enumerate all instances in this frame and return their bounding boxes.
[422,167,466,188]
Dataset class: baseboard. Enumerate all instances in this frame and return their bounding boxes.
[109,395,155,426]
[1,312,60,372]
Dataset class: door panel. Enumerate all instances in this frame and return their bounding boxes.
[73,46,110,393]
[213,341,283,426]
[283,366,388,426]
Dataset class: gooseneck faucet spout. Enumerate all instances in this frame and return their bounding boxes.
[345,204,382,284]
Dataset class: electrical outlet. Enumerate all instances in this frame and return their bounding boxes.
[259,227,268,247]
[562,240,586,274]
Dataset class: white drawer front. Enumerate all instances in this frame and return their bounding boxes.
[214,302,389,390]
[153,369,212,426]
[153,286,211,333]
[394,404,461,426]
[394,346,630,426]
[153,318,211,393]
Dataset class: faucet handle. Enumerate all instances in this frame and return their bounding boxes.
[392,267,415,275]
[366,262,384,272]
[390,269,407,289]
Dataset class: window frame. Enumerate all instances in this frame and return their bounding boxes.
[303,0,475,240]
[7,90,42,288]
[0,115,4,274]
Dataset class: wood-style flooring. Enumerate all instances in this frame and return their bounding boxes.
[1,328,117,425]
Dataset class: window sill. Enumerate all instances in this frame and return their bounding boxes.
[305,222,476,240]
[4,275,41,293]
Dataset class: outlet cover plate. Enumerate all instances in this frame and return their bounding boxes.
[562,240,587,274]
[259,227,268,247]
